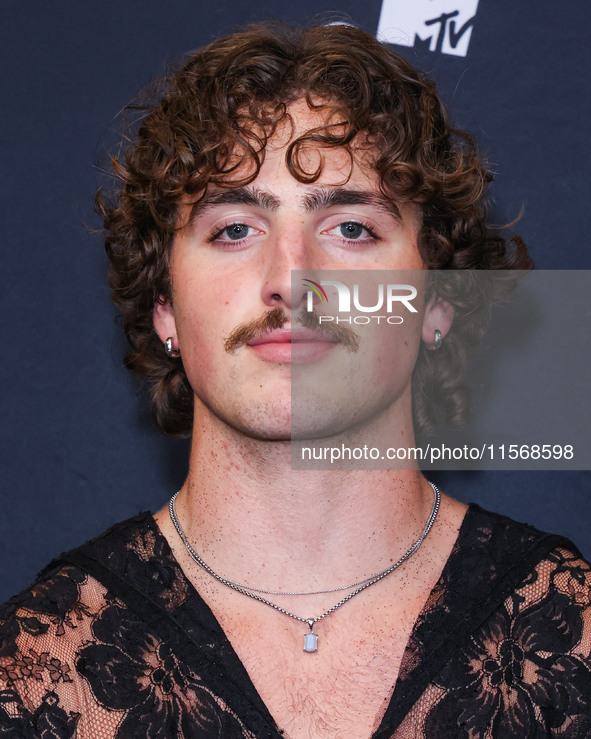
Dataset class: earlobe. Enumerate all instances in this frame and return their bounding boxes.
[422,298,454,350]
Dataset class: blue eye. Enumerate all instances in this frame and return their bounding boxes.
[208,221,263,248]
[339,222,366,239]
[224,224,250,240]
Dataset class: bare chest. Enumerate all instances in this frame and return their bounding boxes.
[218,594,421,739]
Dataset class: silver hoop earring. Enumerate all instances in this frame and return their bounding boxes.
[433,329,443,350]
[165,337,181,358]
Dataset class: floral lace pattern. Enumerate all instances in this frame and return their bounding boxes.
[76,603,248,737]
[0,506,590,737]
[421,550,591,737]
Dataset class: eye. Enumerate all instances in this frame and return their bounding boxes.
[327,221,379,242]
[209,222,263,246]
[217,224,252,240]
[339,222,366,239]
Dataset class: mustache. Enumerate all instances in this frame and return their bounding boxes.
[299,308,360,351]
[224,307,285,353]
[224,307,359,353]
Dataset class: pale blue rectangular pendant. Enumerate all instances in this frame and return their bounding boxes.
[304,632,318,652]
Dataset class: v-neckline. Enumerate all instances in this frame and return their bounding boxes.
[60,504,575,738]
[150,504,475,738]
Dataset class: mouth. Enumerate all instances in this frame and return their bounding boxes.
[247,327,340,364]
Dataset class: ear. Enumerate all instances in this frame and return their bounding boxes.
[421,297,454,350]
[153,297,178,347]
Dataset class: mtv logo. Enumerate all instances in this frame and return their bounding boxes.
[377,0,480,57]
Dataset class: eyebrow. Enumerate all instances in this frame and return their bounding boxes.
[189,187,280,222]
[302,187,401,221]
[189,185,401,222]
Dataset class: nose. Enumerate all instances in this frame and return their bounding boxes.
[261,229,314,311]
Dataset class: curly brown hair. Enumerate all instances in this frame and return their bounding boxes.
[98,22,532,438]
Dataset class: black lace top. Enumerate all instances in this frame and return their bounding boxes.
[1,504,590,737]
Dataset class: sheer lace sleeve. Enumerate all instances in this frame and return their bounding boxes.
[394,546,591,738]
[0,516,261,738]
[0,564,123,736]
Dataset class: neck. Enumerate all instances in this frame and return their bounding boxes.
[172,399,434,593]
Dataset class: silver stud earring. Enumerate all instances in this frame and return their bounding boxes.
[165,337,181,358]
[433,329,443,350]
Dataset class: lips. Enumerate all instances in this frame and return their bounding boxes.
[247,326,339,363]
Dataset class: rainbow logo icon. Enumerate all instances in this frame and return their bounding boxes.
[302,278,328,303]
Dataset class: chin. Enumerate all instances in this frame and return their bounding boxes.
[234,422,293,443]
[221,401,294,442]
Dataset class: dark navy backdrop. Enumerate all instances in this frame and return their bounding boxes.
[1,0,589,601]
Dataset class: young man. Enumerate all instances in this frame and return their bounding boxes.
[1,23,589,738]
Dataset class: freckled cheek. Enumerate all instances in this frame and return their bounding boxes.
[365,322,422,388]
[172,295,224,378]
[176,318,217,385]
[174,290,251,386]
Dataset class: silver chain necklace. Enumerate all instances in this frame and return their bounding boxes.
[169,482,440,653]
